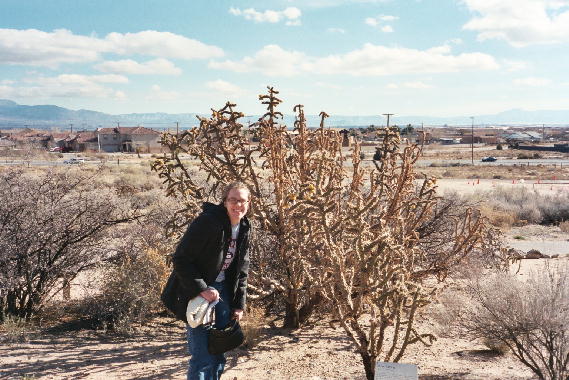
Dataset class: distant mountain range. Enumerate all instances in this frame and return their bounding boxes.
[1,99,568,129]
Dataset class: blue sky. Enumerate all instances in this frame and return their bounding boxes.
[1,0,568,117]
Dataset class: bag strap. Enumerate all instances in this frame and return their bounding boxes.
[203,305,215,327]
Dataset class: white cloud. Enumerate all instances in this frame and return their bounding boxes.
[462,0,569,47]
[209,44,309,77]
[147,85,180,101]
[386,81,433,89]
[315,81,342,89]
[104,31,224,60]
[0,28,224,67]
[0,29,104,67]
[513,77,552,86]
[379,15,398,21]
[210,43,499,77]
[0,74,128,99]
[365,14,398,32]
[446,38,463,45]
[229,7,302,25]
[503,59,529,71]
[327,27,346,34]
[205,80,242,96]
[365,17,379,27]
[403,81,432,89]
[294,0,391,7]
[95,58,182,75]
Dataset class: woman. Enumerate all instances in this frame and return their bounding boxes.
[162,182,251,380]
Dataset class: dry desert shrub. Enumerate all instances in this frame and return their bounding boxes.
[82,248,170,334]
[484,186,569,225]
[449,265,569,380]
[559,220,569,233]
[478,203,517,229]
[0,168,141,321]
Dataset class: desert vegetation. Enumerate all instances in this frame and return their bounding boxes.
[1,89,568,380]
[0,164,177,331]
[441,263,569,380]
[150,87,511,379]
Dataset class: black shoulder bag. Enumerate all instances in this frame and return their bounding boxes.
[206,318,245,355]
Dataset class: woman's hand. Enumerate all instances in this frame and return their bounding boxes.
[199,288,219,302]
[232,309,244,321]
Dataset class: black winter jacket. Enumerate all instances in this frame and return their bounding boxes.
[161,202,251,323]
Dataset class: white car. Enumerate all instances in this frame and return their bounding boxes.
[63,158,85,164]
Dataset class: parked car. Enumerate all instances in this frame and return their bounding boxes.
[481,156,497,162]
[63,158,85,164]
[49,147,63,152]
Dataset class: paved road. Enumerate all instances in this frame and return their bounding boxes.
[416,158,569,167]
[0,160,103,166]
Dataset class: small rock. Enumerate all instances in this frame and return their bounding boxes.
[525,249,543,259]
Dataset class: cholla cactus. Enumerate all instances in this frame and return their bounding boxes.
[152,88,503,375]
[287,131,494,379]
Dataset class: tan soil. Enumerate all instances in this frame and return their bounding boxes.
[0,314,536,380]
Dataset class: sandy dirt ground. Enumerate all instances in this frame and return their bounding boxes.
[0,312,538,380]
[434,178,569,196]
[4,257,567,380]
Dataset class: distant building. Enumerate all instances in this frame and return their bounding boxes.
[0,137,16,150]
[416,131,433,145]
[96,126,162,153]
[438,137,461,144]
[460,136,484,144]
[69,131,99,152]
[504,132,542,143]
[10,128,51,148]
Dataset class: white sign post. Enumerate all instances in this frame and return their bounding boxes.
[374,361,418,380]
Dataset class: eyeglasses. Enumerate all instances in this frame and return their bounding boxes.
[226,198,249,205]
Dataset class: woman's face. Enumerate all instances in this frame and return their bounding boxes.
[224,188,250,224]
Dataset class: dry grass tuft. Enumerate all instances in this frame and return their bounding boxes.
[80,248,170,335]
[559,220,569,233]
[0,315,32,343]
[482,337,510,355]
[478,204,517,229]
[241,306,265,349]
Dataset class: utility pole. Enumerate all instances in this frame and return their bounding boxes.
[97,127,101,153]
[542,124,545,143]
[382,113,394,128]
[470,116,475,165]
[176,122,179,136]
[70,124,73,134]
